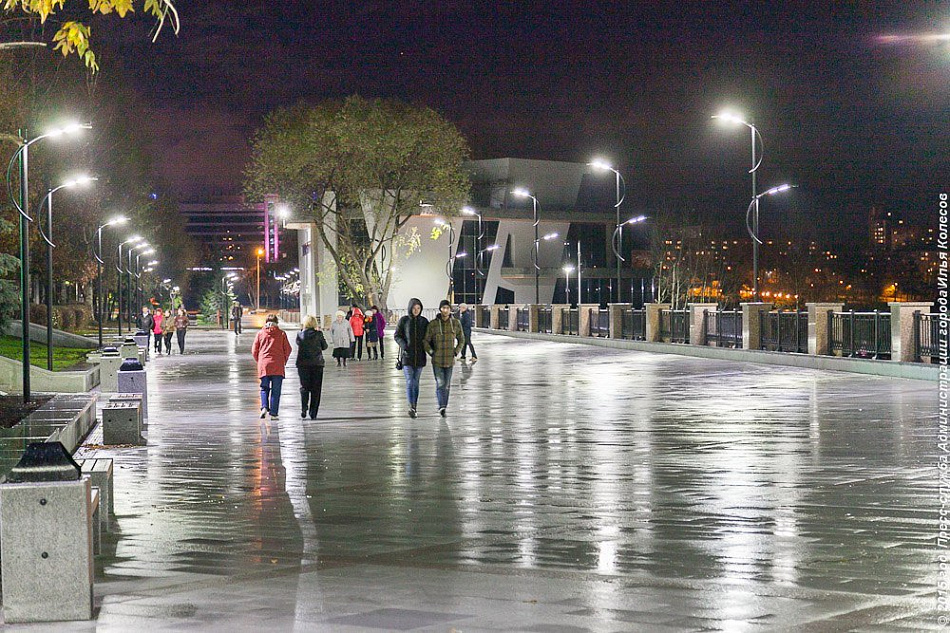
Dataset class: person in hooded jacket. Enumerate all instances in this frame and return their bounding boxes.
[252,314,293,420]
[349,304,365,360]
[371,305,387,359]
[393,298,429,418]
[329,310,355,367]
[152,308,165,354]
[296,315,328,420]
[364,309,379,359]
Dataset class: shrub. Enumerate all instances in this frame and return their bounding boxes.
[30,303,47,325]
[56,307,73,330]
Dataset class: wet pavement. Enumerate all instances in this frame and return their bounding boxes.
[37,326,939,631]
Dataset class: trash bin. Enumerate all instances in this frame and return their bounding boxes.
[119,337,139,362]
[131,330,149,362]
[117,358,147,422]
[0,442,94,622]
[99,347,123,392]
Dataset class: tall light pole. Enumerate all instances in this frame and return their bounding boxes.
[36,175,97,370]
[512,189,558,305]
[127,242,150,331]
[563,264,574,305]
[745,185,796,285]
[94,216,127,347]
[5,122,90,402]
[256,247,264,311]
[435,219,458,301]
[713,112,764,300]
[116,236,142,336]
[134,248,155,321]
[589,160,627,302]
[462,206,485,304]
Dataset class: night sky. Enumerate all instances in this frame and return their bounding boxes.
[98,1,947,246]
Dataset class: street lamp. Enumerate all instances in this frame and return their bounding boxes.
[745,184,796,298]
[435,218,459,301]
[4,121,90,402]
[511,189,558,305]
[127,242,150,331]
[462,206,487,305]
[713,111,764,300]
[35,174,97,370]
[563,264,575,306]
[134,248,155,320]
[94,215,127,347]
[256,247,264,311]
[589,160,628,302]
[116,236,142,336]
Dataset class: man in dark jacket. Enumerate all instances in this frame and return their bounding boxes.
[137,307,154,351]
[458,303,477,362]
[393,298,429,418]
[231,302,244,335]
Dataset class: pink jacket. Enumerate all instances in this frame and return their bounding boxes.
[252,325,292,378]
[152,312,164,335]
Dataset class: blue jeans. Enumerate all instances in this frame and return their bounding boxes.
[260,375,284,415]
[432,365,453,409]
[403,365,423,408]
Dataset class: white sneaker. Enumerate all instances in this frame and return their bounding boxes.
[259,407,267,419]
[270,414,279,421]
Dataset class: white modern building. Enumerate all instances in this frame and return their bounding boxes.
[288,158,629,318]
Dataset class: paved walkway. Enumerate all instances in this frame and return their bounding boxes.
[43,327,939,631]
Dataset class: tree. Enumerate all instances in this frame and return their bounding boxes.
[1,0,179,70]
[245,96,471,312]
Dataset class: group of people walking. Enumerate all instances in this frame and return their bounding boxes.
[138,306,190,355]
[251,298,477,421]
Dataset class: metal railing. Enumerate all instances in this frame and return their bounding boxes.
[829,310,891,359]
[588,309,609,338]
[390,307,441,322]
[538,307,553,333]
[761,310,808,353]
[516,308,529,332]
[703,309,743,349]
[619,308,646,340]
[660,308,690,344]
[561,307,579,335]
[498,306,510,330]
[914,311,939,362]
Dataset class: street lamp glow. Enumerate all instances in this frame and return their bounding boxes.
[563,264,575,273]
[484,244,501,252]
[462,206,477,216]
[511,188,531,198]
[44,121,92,139]
[455,252,468,258]
[108,215,127,226]
[761,184,793,197]
[588,159,613,171]
[712,111,747,126]
[625,215,648,225]
[147,260,159,266]
[542,232,559,241]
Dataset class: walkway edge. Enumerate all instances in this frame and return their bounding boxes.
[477,328,939,382]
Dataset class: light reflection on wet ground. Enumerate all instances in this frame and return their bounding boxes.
[48,328,940,631]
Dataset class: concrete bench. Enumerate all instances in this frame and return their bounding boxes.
[0,478,94,622]
[102,402,144,446]
[78,458,113,530]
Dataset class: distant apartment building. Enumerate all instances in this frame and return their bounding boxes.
[180,194,295,266]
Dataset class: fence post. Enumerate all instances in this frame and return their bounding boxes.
[509,306,520,332]
[608,303,629,339]
[551,304,567,335]
[888,301,934,363]
[740,302,770,351]
[690,303,717,346]
[528,304,540,333]
[645,303,670,343]
[489,305,501,330]
[579,304,598,337]
[806,302,844,355]
[774,309,782,352]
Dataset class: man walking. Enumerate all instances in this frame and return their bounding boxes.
[137,306,154,352]
[424,299,464,417]
[231,301,243,335]
[458,303,477,362]
[394,298,429,418]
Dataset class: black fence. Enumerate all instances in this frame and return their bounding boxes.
[619,308,646,340]
[829,311,891,359]
[498,307,510,330]
[538,307,553,333]
[761,310,808,353]
[516,308,529,332]
[914,312,939,362]
[588,309,609,338]
[660,309,690,344]
[562,307,579,335]
[703,309,743,349]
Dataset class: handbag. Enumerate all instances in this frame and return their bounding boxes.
[395,358,403,370]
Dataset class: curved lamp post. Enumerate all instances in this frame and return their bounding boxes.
[434,218,458,301]
[462,206,485,304]
[127,242,151,331]
[35,175,97,369]
[4,122,90,401]
[94,216,127,347]
[116,236,142,336]
[133,248,155,323]
[511,189,558,305]
[713,111,764,300]
[589,160,627,302]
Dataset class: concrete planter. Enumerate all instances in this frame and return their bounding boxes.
[0,356,99,393]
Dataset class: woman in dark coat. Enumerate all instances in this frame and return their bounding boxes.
[393,298,429,418]
[295,314,328,420]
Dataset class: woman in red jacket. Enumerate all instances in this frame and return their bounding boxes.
[348,304,365,360]
[252,314,292,420]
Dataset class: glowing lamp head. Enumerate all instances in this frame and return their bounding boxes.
[588,159,613,171]
[462,206,477,216]
[713,111,746,125]
[511,188,531,198]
